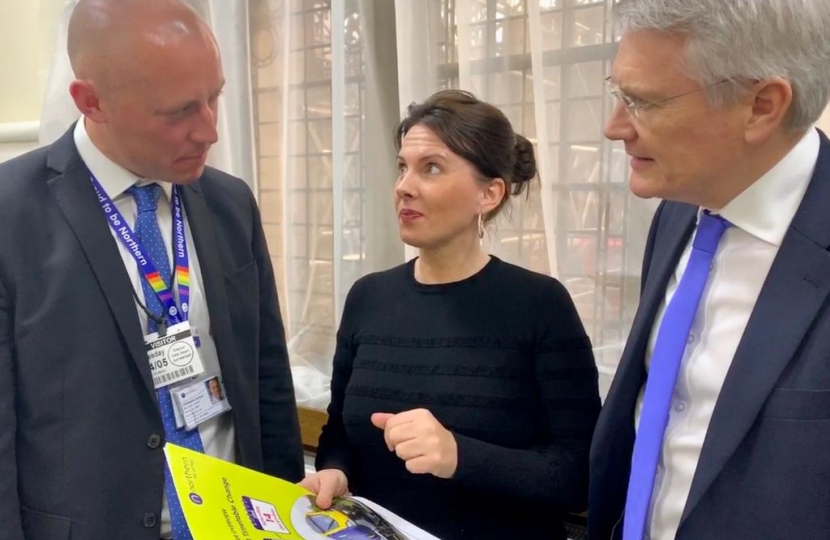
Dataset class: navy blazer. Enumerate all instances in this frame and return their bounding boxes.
[0,126,304,540]
[589,129,830,540]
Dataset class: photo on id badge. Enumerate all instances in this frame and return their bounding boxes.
[206,376,225,404]
[172,375,231,431]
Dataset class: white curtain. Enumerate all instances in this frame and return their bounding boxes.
[39,0,255,187]
[395,0,658,398]
[250,0,402,409]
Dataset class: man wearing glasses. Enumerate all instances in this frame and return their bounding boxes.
[590,1,830,539]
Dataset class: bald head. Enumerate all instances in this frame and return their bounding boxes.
[67,0,224,184]
[68,0,214,89]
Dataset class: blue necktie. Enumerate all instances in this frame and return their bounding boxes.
[623,211,730,540]
[129,184,203,540]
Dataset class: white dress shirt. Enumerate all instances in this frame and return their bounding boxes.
[637,128,820,540]
[74,120,235,537]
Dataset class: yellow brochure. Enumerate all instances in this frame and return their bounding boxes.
[164,443,441,540]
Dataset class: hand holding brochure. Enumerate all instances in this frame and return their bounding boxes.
[164,444,441,540]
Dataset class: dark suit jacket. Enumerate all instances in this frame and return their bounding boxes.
[0,127,304,540]
[589,130,830,540]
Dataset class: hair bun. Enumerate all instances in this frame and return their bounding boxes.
[511,134,537,195]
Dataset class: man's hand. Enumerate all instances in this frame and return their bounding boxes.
[371,409,458,479]
[298,469,349,509]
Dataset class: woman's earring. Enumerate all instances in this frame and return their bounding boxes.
[477,213,485,240]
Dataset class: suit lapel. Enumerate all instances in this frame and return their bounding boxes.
[630,204,697,385]
[46,130,157,401]
[682,130,830,523]
[608,204,697,414]
[594,202,696,530]
[179,184,242,407]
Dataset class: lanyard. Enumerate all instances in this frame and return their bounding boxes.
[90,175,190,326]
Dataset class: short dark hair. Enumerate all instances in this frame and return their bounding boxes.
[394,90,538,221]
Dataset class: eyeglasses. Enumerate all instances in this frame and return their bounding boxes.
[604,77,731,119]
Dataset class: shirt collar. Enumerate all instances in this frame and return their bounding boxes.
[711,128,820,246]
[74,119,173,202]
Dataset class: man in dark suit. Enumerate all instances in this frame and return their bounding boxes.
[0,0,303,538]
[590,1,830,539]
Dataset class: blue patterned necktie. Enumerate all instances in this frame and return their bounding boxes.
[623,211,730,540]
[129,184,203,540]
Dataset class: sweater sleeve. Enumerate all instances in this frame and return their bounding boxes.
[451,278,601,513]
[314,280,364,482]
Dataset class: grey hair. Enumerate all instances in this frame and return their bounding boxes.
[614,0,830,131]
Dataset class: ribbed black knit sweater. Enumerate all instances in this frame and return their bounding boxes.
[316,257,600,540]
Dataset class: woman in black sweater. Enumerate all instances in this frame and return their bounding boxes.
[301,90,600,540]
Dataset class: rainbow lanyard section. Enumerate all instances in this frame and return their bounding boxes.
[90,175,191,325]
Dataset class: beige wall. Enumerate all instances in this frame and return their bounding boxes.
[0,1,41,123]
[0,0,63,123]
[0,0,63,159]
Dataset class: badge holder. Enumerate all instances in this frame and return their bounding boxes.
[171,375,232,430]
[137,294,230,430]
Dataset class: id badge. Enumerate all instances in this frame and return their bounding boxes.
[143,321,206,389]
[171,375,232,430]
